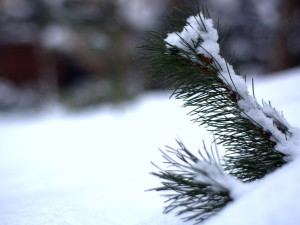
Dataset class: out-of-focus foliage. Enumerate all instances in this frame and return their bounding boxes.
[0,0,299,111]
[0,0,168,110]
[201,0,300,74]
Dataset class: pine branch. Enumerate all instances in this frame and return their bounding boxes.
[150,140,241,223]
[139,6,300,224]
[139,9,294,182]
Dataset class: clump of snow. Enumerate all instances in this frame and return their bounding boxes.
[238,96,287,143]
[194,158,245,199]
[276,127,300,159]
[165,13,219,58]
[261,101,289,127]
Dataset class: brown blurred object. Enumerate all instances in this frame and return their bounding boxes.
[0,45,40,88]
[268,0,300,71]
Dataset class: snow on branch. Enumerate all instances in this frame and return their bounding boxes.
[141,7,300,224]
[150,140,245,223]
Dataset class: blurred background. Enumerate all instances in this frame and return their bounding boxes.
[0,0,299,111]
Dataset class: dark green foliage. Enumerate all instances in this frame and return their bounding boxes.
[139,7,292,224]
[139,10,288,182]
[150,140,233,223]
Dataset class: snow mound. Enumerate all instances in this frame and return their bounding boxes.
[0,68,300,224]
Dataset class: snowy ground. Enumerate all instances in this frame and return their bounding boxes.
[0,67,300,225]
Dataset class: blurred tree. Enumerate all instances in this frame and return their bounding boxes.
[0,0,168,110]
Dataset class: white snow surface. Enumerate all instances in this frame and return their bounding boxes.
[203,156,300,225]
[0,67,300,225]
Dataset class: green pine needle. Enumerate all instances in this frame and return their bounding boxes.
[149,140,233,223]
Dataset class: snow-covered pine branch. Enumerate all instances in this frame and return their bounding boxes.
[140,9,300,182]
[150,140,245,223]
[164,12,300,156]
